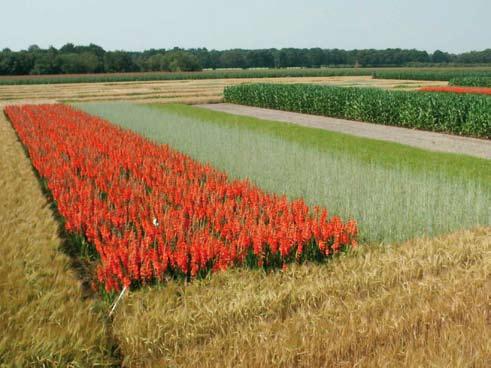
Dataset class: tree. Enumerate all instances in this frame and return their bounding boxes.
[31,48,60,74]
[60,43,76,53]
[432,50,450,63]
[58,52,101,73]
[144,53,168,71]
[28,44,40,52]
[219,50,247,69]
[163,51,201,72]
[0,43,489,76]
[104,51,138,73]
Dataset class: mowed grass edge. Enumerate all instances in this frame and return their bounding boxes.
[0,112,119,366]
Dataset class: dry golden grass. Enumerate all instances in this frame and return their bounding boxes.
[0,76,446,105]
[114,227,490,367]
[0,113,118,366]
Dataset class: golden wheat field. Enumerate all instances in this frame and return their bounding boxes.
[113,228,490,367]
[0,113,118,366]
[0,74,489,368]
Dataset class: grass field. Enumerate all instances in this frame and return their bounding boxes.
[76,103,490,244]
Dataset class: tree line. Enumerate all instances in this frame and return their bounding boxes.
[0,43,490,75]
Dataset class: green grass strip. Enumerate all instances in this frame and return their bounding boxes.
[75,102,490,244]
[158,104,491,187]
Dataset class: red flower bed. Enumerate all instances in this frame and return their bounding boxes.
[5,104,357,292]
[419,86,491,95]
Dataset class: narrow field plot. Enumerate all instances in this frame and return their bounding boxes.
[77,103,491,243]
[114,227,490,367]
[0,112,117,366]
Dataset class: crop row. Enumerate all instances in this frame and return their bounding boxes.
[419,86,491,95]
[5,104,357,292]
[1,67,490,85]
[373,69,491,81]
[449,77,491,87]
[224,83,491,138]
[0,68,375,85]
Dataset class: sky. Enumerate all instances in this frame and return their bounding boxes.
[1,0,490,53]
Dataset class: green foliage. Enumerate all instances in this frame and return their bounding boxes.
[103,51,139,73]
[450,77,491,87]
[1,43,491,79]
[59,52,102,74]
[143,50,202,72]
[224,83,491,138]
[8,67,490,85]
[373,69,491,81]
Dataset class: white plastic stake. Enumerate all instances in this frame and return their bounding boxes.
[109,286,127,317]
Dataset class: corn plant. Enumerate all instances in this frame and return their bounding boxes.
[224,83,491,138]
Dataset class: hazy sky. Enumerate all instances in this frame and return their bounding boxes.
[1,0,490,53]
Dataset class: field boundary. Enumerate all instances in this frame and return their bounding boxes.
[198,103,491,159]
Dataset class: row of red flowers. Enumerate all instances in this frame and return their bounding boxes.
[419,86,491,95]
[5,104,357,292]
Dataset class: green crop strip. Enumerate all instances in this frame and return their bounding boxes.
[2,66,491,85]
[224,83,491,138]
[450,77,491,87]
[0,68,374,85]
[373,69,491,81]
[75,102,490,244]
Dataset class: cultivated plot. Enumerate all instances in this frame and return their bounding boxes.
[76,103,490,243]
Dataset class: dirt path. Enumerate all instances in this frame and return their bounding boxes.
[198,103,491,159]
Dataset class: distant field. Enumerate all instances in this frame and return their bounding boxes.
[373,67,491,81]
[1,66,489,85]
[0,67,374,85]
[450,76,491,87]
[0,75,447,105]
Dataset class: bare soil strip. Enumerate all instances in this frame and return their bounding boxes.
[199,103,491,159]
